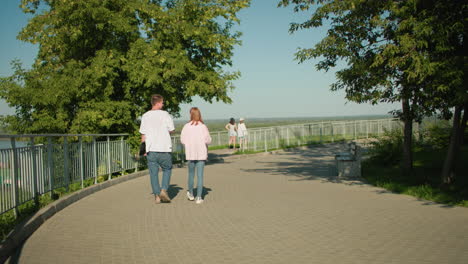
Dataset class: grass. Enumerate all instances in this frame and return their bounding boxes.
[362,145,468,207]
[0,192,54,241]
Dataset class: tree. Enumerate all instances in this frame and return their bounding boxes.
[0,0,249,135]
[279,0,466,178]
[418,0,467,186]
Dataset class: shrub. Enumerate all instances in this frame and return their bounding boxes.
[422,120,451,150]
[368,128,404,166]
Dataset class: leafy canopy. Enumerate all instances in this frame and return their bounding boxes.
[0,0,250,134]
[279,0,466,120]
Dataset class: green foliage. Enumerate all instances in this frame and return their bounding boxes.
[363,145,468,207]
[279,0,466,115]
[368,128,405,166]
[422,120,451,150]
[279,0,467,179]
[1,0,250,135]
[1,193,53,241]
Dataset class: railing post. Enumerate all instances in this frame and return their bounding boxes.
[107,136,111,180]
[331,123,334,143]
[254,131,257,151]
[10,138,19,218]
[275,129,279,149]
[297,126,300,146]
[217,132,221,146]
[47,137,54,196]
[343,123,346,140]
[134,137,139,172]
[302,125,305,145]
[64,137,69,191]
[79,136,84,189]
[287,127,290,147]
[93,136,98,184]
[120,137,125,173]
[320,126,323,143]
[172,136,177,163]
[376,120,379,136]
[264,129,267,152]
[366,120,369,138]
[354,121,357,140]
[30,137,39,208]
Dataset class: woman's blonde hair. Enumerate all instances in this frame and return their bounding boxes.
[190,107,204,125]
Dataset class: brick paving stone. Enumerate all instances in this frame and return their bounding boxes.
[7,144,468,264]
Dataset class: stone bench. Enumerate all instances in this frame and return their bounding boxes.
[335,142,362,178]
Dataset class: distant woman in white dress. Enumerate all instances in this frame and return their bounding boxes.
[225,118,237,149]
[237,117,248,151]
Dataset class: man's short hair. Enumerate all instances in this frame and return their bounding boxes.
[151,94,163,106]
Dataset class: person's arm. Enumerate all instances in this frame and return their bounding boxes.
[204,125,212,145]
[166,112,175,134]
[139,114,148,155]
[180,125,186,145]
[225,124,229,130]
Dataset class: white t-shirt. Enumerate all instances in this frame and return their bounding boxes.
[238,123,248,137]
[139,110,175,152]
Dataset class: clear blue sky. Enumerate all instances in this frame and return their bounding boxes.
[0,0,399,121]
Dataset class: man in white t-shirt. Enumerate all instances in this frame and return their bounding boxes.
[139,94,175,203]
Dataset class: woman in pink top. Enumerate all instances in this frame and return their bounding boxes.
[180,107,212,204]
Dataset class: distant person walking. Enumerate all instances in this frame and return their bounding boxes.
[238,117,248,151]
[139,94,175,204]
[180,107,212,204]
[225,118,237,149]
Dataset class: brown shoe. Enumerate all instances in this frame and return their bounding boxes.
[159,190,171,203]
[155,195,161,204]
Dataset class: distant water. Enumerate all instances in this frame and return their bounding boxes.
[0,140,27,149]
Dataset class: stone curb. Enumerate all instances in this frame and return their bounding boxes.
[0,170,149,263]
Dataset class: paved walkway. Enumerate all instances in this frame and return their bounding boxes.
[9,144,468,264]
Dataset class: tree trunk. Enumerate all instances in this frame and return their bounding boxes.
[459,103,467,145]
[401,96,413,176]
[441,105,463,186]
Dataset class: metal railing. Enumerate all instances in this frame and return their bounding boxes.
[206,118,401,151]
[0,134,138,217]
[0,118,400,217]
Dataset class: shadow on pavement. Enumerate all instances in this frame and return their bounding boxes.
[206,151,234,165]
[168,184,183,199]
[199,187,212,199]
[241,144,369,186]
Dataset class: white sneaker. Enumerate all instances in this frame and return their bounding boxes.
[186,191,195,201]
[195,197,204,204]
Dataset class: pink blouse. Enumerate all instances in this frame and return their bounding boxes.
[180,122,212,160]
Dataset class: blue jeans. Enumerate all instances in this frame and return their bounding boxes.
[187,160,205,198]
[147,152,172,195]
